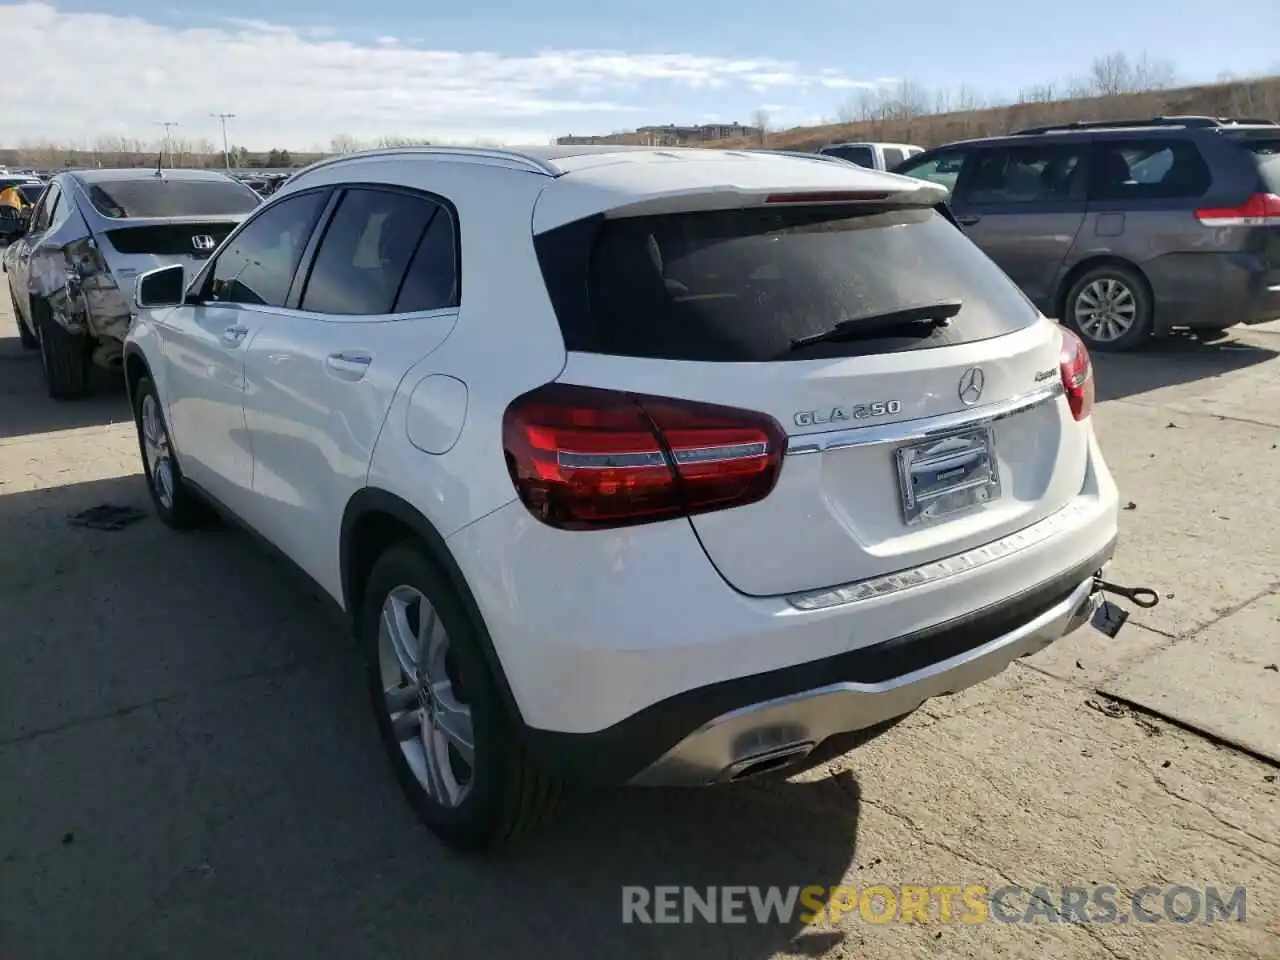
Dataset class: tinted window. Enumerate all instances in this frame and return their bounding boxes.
[85,177,260,219]
[210,191,327,307]
[537,205,1038,363]
[1089,139,1211,201]
[965,144,1085,204]
[300,188,441,315]
[896,149,968,192]
[393,206,459,312]
[823,145,875,167]
[1238,135,1280,193]
[31,184,60,232]
[882,147,906,168]
[18,184,44,205]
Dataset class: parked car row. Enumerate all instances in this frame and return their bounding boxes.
[2,167,262,395]
[884,116,1280,351]
[113,144,1124,850]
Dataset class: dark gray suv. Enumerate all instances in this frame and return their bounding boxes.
[893,116,1280,351]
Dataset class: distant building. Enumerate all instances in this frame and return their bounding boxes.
[557,121,762,147]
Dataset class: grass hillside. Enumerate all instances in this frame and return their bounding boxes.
[715,75,1280,151]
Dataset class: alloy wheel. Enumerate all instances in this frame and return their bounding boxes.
[1073,278,1137,343]
[140,393,175,510]
[378,584,476,807]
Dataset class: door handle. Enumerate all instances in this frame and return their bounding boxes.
[325,351,372,380]
[220,325,249,346]
[955,215,981,226]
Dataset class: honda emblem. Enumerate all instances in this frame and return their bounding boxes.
[191,234,216,252]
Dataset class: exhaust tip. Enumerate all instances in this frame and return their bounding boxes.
[724,742,816,782]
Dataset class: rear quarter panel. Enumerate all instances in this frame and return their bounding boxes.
[347,159,568,539]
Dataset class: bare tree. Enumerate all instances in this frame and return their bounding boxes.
[953,83,985,112]
[1017,82,1058,104]
[1089,52,1133,96]
[377,135,432,147]
[751,109,770,145]
[1131,53,1177,91]
[330,133,362,154]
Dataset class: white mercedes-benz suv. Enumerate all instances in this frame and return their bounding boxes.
[123,145,1119,850]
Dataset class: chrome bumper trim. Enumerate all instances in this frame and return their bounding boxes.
[629,576,1099,787]
[787,498,1099,611]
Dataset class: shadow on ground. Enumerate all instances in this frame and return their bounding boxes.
[0,335,130,439]
[1091,331,1278,404]
[0,475,860,959]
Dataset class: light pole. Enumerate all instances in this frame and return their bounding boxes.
[211,112,236,171]
[157,121,179,167]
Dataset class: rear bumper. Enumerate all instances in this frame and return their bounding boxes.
[1145,251,1280,330]
[628,568,1103,786]
[448,427,1120,785]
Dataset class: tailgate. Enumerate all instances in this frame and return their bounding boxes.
[535,187,1091,597]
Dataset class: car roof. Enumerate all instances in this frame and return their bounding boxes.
[281,144,944,234]
[292,143,922,180]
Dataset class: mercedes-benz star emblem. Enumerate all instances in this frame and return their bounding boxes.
[191,234,215,251]
[958,367,985,406]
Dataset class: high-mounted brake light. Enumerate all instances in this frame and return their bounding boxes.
[1059,328,1095,422]
[502,383,787,530]
[1195,193,1280,227]
[764,191,891,204]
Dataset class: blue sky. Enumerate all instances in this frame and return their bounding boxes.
[3,0,1278,150]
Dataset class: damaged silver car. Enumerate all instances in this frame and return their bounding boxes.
[2,168,260,399]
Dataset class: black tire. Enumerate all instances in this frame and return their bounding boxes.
[361,542,565,852]
[10,289,37,349]
[1063,264,1153,353]
[33,299,91,398]
[131,375,208,529]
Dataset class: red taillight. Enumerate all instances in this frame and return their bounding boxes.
[1195,193,1280,227]
[1059,328,1095,422]
[502,383,787,530]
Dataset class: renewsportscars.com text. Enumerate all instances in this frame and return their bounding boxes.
[621,884,1247,926]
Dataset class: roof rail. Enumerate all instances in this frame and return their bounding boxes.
[287,146,561,182]
[1014,115,1280,136]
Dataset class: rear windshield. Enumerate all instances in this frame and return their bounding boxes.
[821,145,875,167]
[537,205,1040,363]
[1238,136,1280,193]
[85,178,260,219]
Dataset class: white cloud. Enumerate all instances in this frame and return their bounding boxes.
[0,2,881,149]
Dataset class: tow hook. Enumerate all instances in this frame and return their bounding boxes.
[1091,573,1160,638]
[1093,576,1160,609]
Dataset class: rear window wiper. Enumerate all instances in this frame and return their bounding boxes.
[789,300,963,350]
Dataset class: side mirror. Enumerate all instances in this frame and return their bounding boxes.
[135,263,186,309]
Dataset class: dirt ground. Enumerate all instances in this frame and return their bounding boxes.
[1,280,1277,959]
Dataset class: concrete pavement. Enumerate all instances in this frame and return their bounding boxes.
[0,284,1276,959]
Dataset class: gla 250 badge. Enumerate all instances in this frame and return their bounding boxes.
[794,400,902,427]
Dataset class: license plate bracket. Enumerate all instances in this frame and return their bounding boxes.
[896,427,1001,525]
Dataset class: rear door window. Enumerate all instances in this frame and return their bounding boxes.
[1233,135,1280,193]
[822,145,875,167]
[537,204,1039,363]
[963,144,1086,205]
[1088,139,1212,201]
[299,187,445,315]
[895,148,969,192]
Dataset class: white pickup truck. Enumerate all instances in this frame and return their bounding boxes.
[816,141,924,170]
